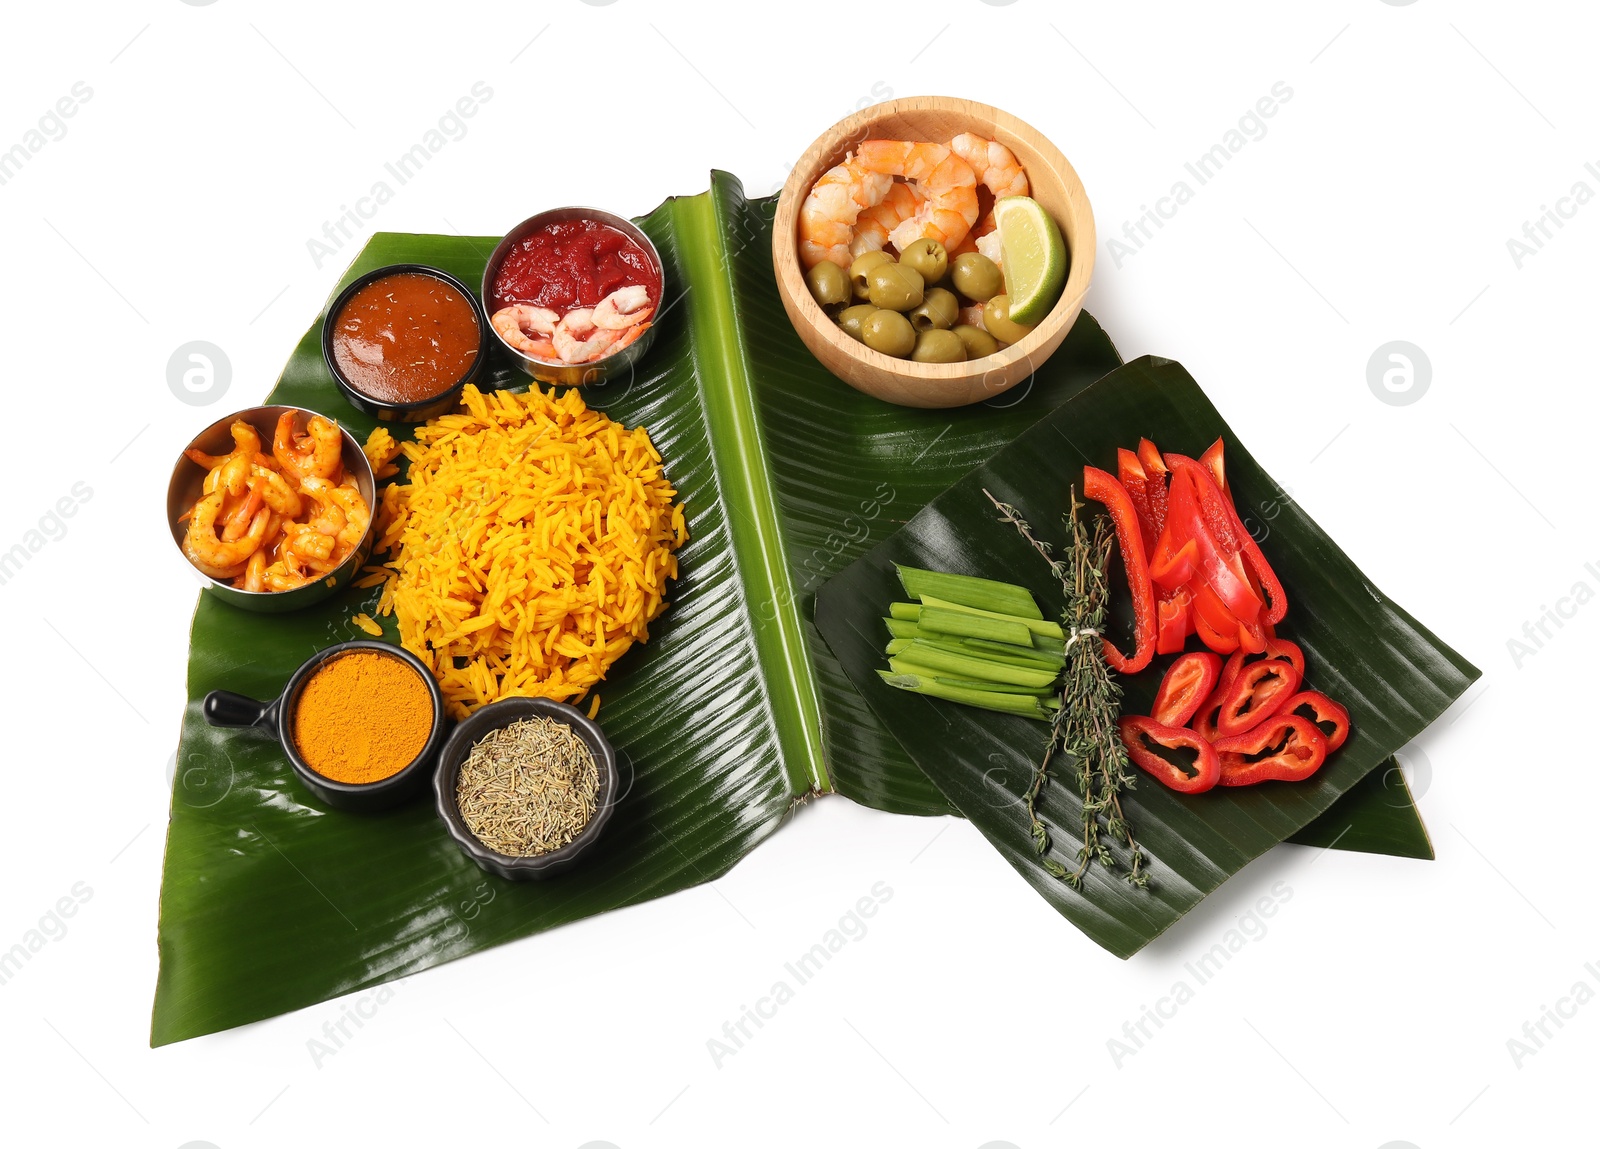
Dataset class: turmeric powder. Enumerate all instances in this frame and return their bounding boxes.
[292,651,432,784]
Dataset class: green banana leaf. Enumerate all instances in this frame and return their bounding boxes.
[813,356,1478,957]
[155,175,1431,1043]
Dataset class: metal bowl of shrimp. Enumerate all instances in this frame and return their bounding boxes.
[481,206,665,389]
[166,405,378,613]
[773,95,1097,409]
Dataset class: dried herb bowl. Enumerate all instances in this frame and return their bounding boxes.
[434,697,620,880]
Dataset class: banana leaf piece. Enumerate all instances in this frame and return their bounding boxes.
[154,177,1432,1042]
[813,356,1477,957]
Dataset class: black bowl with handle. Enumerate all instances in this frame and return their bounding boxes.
[202,640,449,812]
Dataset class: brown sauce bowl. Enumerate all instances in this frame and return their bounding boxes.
[322,264,490,423]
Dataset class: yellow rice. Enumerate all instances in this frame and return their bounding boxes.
[366,384,685,719]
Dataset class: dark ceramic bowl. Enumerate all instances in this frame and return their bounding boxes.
[322,263,490,422]
[435,697,619,880]
[203,641,449,812]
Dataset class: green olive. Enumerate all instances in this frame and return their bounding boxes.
[953,323,1001,359]
[983,295,1036,345]
[866,263,925,312]
[849,251,895,300]
[899,238,948,286]
[836,303,878,342]
[908,287,960,331]
[805,260,850,308]
[860,309,917,358]
[911,328,967,363]
[950,252,1004,302]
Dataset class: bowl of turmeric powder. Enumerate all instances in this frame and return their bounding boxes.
[203,640,448,812]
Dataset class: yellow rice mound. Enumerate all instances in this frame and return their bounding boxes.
[367,384,685,719]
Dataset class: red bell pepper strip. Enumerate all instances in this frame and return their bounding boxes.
[1119,716,1221,794]
[1083,465,1157,674]
[1215,715,1328,786]
[1178,443,1289,626]
[1192,606,1240,655]
[1199,437,1229,498]
[1150,651,1223,727]
[1237,616,1268,654]
[1156,585,1194,655]
[1214,659,1304,737]
[1274,690,1351,751]
[1137,439,1170,536]
[1149,537,1198,591]
[1117,449,1159,555]
[1164,459,1262,625]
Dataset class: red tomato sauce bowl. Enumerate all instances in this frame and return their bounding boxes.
[482,206,665,387]
[321,264,490,423]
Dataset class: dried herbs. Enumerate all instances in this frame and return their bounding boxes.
[456,717,600,857]
[986,488,1148,890]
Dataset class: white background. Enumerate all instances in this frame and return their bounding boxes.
[0,2,1592,1146]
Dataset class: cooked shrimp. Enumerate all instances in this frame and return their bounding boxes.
[976,229,1004,269]
[798,159,893,269]
[592,286,654,330]
[220,482,264,543]
[949,133,1029,200]
[273,412,343,484]
[185,492,271,572]
[851,181,924,257]
[606,324,650,357]
[245,464,302,518]
[492,305,561,358]
[855,140,979,252]
[187,420,264,473]
[297,478,347,540]
[553,309,620,364]
[326,481,371,551]
[239,550,267,593]
[263,560,315,593]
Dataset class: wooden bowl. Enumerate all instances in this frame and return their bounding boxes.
[773,95,1096,410]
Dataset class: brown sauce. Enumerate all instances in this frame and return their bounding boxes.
[332,272,480,403]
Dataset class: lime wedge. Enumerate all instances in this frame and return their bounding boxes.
[992,196,1067,327]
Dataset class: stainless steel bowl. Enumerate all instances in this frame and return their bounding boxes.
[481,206,665,388]
[167,405,377,613]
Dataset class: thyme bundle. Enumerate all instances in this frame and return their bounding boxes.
[986,489,1148,890]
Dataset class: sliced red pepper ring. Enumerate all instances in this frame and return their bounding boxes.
[1237,616,1268,654]
[1274,690,1350,751]
[1084,465,1157,674]
[1214,659,1303,738]
[1119,716,1221,794]
[1150,651,1223,727]
[1215,715,1328,786]
[1221,637,1306,694]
